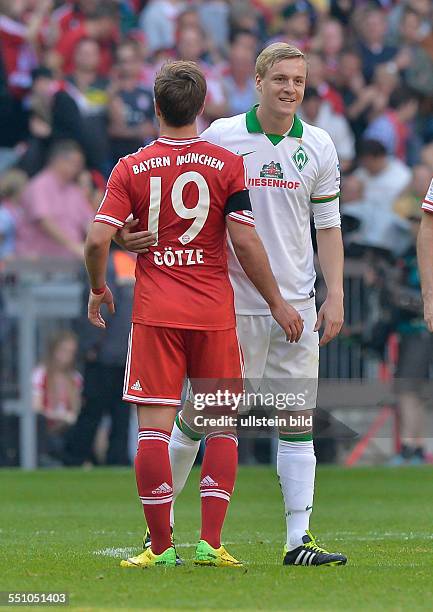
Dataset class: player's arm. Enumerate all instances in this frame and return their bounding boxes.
[315,228,344,346]
[417,211,433,332]
[85,222,116,329]
[85,161,132,328]
[227,212,303,343]
[311,138,344,346]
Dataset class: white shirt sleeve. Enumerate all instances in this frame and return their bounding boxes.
[311,136,341,229]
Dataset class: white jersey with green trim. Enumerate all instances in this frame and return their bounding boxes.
[201,106,341,314]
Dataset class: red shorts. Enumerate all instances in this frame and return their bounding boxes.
[123,323,244,407]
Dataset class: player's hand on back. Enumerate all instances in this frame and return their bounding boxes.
[115,218,156,253]
[270,299,304,343]
[314,293,344,346]
[88,285,115,328]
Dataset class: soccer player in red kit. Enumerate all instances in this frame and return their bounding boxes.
[84,61,303,568]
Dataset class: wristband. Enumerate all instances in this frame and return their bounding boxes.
[91,285,106,295]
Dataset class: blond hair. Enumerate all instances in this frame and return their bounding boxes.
[255,43,305,78]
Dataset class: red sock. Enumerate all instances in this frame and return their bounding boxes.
[135,428,172,555]
[200,433,238,549]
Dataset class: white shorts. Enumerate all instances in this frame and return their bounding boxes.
[236,298,319,411]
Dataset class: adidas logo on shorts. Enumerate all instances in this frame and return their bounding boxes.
[200,475,219,487]
[152,482,173,495]
[131,380,142,391]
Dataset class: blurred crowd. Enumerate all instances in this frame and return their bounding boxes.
[0,0,433,261]
[0,0,432,467]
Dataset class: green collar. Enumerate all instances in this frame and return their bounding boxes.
[245,104,303,145]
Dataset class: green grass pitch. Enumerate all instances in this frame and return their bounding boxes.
[1,465,432,611]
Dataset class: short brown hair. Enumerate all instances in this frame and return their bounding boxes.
[256,43,305,78]
[154,61,207,127]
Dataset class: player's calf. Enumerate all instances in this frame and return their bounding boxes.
[200,432,238,549]
[277,410,347,566]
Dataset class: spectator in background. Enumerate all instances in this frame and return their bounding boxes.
[229,1,262,42]
[311,18,345,84]
[139,0,183,54]
[175,26,227,126]
[0,0,51,99]
[272,2,315,52]
[50,0,100,38]
[390,203,430,465]
[175,25,213,69]
[355,6,398,83]
[176,6,202,33]
[299,87,355,172]
[17,66,98,176]
[344,140,413,255]
[198,0,230,52]
[77,168,105,213]
[65,38,110,173]
[394,164,432,220]
[17,66,57,175]
[386,0,433,46]
[0,169,28,263]
[108,39,156,162]
[64,247,134,466]
[303,51,344,115]
[368,62,401,121]
[0,0,52,147]
[355,140,412,213]
[32,330,82,467]
[52,1,119,77]
[222,29,258,116]
[16,140,92,260]
[334,49,377,143]
[363,87,419,165]
[395,7,433,98]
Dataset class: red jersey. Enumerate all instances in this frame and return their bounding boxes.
[51,3,85,35]
[95,136,254,330]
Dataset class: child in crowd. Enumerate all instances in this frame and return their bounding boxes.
[32,330,82,466]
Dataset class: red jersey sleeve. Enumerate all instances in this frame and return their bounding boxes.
[94,161,132,228]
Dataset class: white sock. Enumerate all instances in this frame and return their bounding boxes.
[276,439,316,550]
[168,417,201,527]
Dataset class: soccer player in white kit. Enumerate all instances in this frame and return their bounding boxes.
[124,43,347,566]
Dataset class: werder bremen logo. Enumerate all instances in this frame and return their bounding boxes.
[292,145,309,172]
[260,161,283,179]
